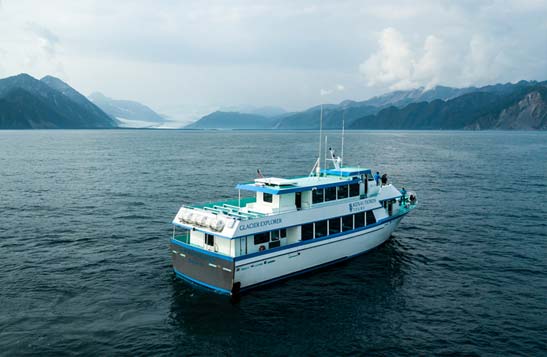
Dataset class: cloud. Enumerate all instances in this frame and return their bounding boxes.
[359,28,415,89]
[0,1,546,113]
[27,22,59,57]
[360,18,547,91]
[320,88,333,96]
[320,84,345,96]
[24,22,65,76]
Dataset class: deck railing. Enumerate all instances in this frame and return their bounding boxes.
[192,196,256,209]
[180,196,261,220]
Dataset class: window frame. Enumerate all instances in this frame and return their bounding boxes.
[366,210,376,225]
[312,188,324,204]
[301,223,314,240]
[324,186,337,201]
[314,220,328,238]
[254,232,270,245]
[337,185,348,199]
[328,217,341,235]
[354,212,365,228]
[263,192,273,203]
[342,214,354,232]
[349,182,360,197]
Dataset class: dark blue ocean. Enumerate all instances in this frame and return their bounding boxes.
[0,130,546,356]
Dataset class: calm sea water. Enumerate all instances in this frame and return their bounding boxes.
[0,130,546,356]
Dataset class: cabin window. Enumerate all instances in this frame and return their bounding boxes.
[269,240,281,249]
[271,228,287,241]
[263,192,273,203]
[342,215,353,231]
[387,200,394,216]
[366,210,376,225]
[254,232,269,245]
[312,188,324,204]
[337,185,348,199]
[354,212,365,228]
[325,186,337,201]
[349,183,360,197]
[329,217,341,234]
[315,220,328,238]
[301,223,314,240]
[205,234,215,246]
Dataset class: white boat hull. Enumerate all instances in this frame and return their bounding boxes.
[234,216,403,290]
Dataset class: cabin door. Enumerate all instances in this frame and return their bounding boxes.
[239,237,247,256]
[295,192,302,210]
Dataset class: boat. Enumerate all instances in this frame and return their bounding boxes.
[170,136,417,295]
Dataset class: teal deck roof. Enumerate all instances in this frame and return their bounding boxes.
[321,167,371,177]
[236,175,360,194]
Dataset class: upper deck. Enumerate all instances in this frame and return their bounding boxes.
[235,167,371,194]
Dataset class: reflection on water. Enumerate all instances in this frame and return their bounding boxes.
[167,235,410,355]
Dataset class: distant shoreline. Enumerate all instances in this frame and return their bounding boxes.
[1,128,545,132]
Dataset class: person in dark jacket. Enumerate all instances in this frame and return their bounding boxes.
[381,173,388,186]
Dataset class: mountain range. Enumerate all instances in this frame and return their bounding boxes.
[0,73,167,129]
[1,73,546,130]
[188,80,547,130]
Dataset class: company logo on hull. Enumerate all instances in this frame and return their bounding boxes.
[239,218,282,231]
[349,199,376,212]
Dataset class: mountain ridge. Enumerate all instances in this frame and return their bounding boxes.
[0,73,117,129]
[187,80,547,130]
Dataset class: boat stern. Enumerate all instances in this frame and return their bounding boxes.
[170,239,236,295]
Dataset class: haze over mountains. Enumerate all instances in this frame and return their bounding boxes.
[0,73,545,130]
[89,92,167,128]
[188,80,547,130]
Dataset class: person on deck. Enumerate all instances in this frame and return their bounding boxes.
[381,173,388,186]
[374,172,380,186]
[400,187,407,203]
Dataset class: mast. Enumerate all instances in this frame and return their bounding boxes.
[324,135,328,170]
[316,104,323,177]
[341,111,345,167]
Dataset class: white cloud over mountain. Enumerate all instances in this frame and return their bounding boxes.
[0,0,545,119]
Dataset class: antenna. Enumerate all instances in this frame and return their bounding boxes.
[324,136,328,170]
[316,104,323,177]
[341,112,345,167]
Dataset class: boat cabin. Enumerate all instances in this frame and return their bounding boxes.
[172,167,411,260]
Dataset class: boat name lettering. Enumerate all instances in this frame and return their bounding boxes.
[239,218,282,231]
[349,199,376,212]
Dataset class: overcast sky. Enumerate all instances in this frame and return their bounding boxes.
[1,0,546,122]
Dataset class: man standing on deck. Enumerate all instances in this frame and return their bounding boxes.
[374,171,380,186]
